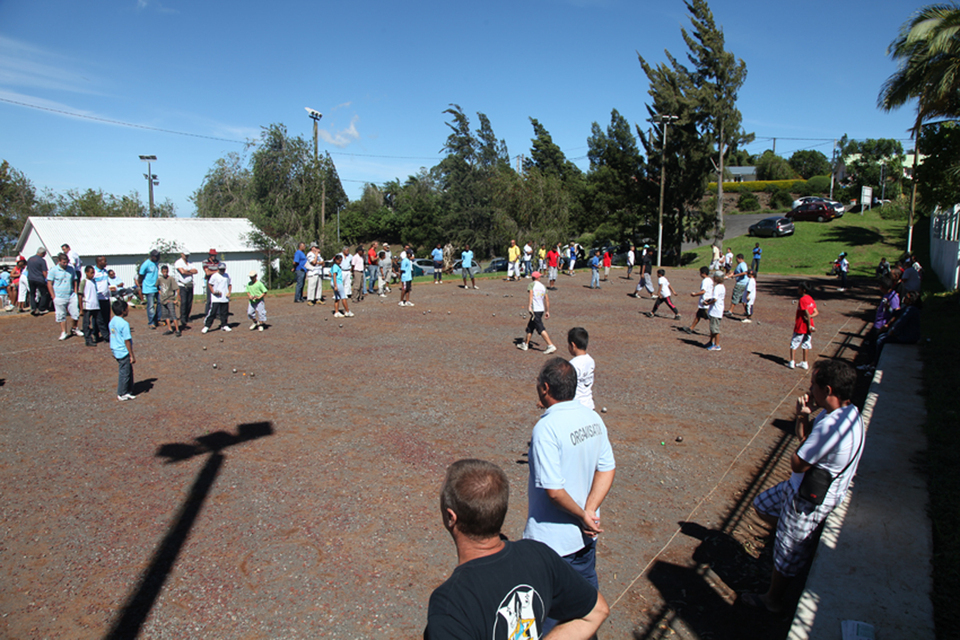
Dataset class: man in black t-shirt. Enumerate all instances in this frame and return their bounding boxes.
[424,459,608,639]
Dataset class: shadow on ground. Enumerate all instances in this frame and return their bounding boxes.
[104,421,274,640]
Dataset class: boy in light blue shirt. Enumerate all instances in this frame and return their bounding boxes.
[431,243,444,284]
[460,245,478,290]
[399,252,414,307]
[109,300,136,401]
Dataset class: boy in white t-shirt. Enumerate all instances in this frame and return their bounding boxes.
[742,270,757,323]
[685,266,712,335]
[202,263,232,333]
[80,266,101,347]
[705,272,726,351]
[517,271,557,354]
[647,268,682,320]
[567,326,595,410]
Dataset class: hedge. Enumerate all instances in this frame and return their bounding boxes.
[707,179,802,193]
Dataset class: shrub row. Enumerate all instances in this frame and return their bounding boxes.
[707,176,833,195]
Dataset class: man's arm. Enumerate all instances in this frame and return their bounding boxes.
[546,592,609,640]
[126,338,136,365]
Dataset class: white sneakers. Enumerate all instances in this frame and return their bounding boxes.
[345,311,355,317]
[543,345,557,355]
[787,360,795,369]
[398,301,415,307]
[222,326,232,332]
[787,361,807,369]
[517,342,529,351]
[59,331,68,341]
[334,311,345,318]
[798,361,809,370]
[250,323,257,330]
[117,394,136,402]
[201,327,209,334]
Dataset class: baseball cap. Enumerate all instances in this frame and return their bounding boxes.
[149,249,160,258]
[218,263,227,271]
[531,271,542,279]
[248,270,258,278]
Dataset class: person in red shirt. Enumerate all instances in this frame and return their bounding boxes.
[366,242,379,295]
[788,282,819,370]
[546,245,560,290]
[601,251,612,281]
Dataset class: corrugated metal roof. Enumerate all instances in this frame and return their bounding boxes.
[17,217,265,257]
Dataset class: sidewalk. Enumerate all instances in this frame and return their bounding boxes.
[788,344,935,639]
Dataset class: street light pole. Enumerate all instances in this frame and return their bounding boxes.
[305,108,328,240]
[651,115,677,267]
[138,155,158,217]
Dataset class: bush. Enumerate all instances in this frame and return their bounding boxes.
[792,180,815,196]
[737,191,761,212]
[878,198,910,220]
[707,179,797,193]
[807,175,831,194]
[768,188,794,209]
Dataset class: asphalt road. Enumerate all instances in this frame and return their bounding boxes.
[681,213,772,254]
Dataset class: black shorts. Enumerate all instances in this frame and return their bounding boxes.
[402,281,412,292]
[526,311,546,335]
[697,308,709,320]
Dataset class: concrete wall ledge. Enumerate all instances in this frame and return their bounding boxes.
[788,344,935,639]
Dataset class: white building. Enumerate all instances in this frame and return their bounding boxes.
[15,217,274,296]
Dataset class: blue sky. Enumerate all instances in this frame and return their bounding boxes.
[1,0,921,217]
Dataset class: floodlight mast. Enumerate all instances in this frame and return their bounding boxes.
[305,108,331,241]
[138,155,158,217]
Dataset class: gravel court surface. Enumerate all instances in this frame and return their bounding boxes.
[0,269,870,639]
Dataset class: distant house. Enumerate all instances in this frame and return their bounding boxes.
[726,166,757,182]
[15,217,272,296]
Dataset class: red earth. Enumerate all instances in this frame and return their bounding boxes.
[0,267,874,639]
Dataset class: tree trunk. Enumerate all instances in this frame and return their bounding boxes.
[714,123,725,249]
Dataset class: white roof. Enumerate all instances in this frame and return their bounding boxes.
[16,217,265,257]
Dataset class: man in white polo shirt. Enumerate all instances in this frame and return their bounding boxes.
[175,250,198,328]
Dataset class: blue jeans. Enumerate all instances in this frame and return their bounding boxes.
[145,292,160,326]
[294,270,306,301]
[116,354,134,397]
[542,537,597,634]
[591,269,600,288]
[366,264,378,293]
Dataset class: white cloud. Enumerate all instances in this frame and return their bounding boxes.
[0,36,101,96]
[319,115,361,148]
[135,0,179,14]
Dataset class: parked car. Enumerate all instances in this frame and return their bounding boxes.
[483,257,509,273]
[748,216,795,237]
[787,201,839,222]
[413,258,435,276]
[791,196,845,217]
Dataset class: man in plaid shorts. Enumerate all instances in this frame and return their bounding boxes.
[742,359,864,613]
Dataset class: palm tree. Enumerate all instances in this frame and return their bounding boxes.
[880,3,960,119]
[878,3,960,249]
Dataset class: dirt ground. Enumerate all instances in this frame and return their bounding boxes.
[0,267,874,639]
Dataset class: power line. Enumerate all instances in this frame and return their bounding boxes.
[0,97,249,144]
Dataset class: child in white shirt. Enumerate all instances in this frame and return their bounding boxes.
[567,326,596,410]
[647,268,681,320]
[742,270,757,323]
[80,266,101,346]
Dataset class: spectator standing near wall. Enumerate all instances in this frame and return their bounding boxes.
[743,360,864,613]
[174,251,197,327]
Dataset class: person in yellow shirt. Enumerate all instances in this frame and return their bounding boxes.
[507,239,522,281]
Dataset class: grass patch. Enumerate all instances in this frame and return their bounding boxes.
[691,208,906,277]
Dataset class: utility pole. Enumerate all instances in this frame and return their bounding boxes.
[306,108,325,238]
[651,114,678,267]
[138,155,158,217]
[829,139,837,200]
